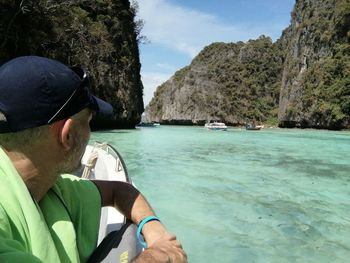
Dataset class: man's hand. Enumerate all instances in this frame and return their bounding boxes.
[132,233,187,263]
[93,181,187,262]
[141,220,168,247]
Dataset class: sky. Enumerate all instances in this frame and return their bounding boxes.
[135,0,296,106]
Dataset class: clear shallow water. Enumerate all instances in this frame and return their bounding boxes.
[91,126,350,263]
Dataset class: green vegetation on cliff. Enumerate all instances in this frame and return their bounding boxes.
[147,0,350,129]
[147,36,283,125]
[300,44,350,128]
[0,0,144,128]
[201,37,283,123]
[279,0,350,129]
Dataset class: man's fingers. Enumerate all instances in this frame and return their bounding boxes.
[169,248,188,263]
[171,239,182,248]
[144,232,187,263]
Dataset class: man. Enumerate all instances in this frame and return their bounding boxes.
[0,56,187,263]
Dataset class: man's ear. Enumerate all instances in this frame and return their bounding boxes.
[50,119,74,151]
[60,118,74,151]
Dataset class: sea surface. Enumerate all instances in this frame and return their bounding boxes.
[91,126,350,263]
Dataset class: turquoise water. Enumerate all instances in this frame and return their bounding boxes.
[91,126,350,263]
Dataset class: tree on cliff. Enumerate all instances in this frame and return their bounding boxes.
[0,0,144,128]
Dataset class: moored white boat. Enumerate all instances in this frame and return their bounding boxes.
[136,122,156,127]
[245,124,264,130]
[205,122,228,131]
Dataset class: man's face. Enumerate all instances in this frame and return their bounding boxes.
[58,109,92,173]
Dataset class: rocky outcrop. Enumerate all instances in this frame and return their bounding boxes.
[146,0,350,130]
[0,0,143,129]
[146,37,284,126]
[278,0,350,129]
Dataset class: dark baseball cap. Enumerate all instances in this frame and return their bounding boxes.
[0,56,113,133]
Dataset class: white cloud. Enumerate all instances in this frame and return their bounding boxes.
[142,72,171,106]
[136,0,263,58]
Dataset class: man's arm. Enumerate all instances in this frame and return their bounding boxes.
[92,180,187,262]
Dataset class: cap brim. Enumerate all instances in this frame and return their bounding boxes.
[90,96,113,116]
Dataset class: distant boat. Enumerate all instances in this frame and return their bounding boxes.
[136,122,156,127]
[205,121,228,131]
[245,124,264,130]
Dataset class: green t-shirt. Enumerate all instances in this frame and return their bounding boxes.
[0,148,101,263]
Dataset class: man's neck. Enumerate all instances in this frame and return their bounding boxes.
[5,148,59,202]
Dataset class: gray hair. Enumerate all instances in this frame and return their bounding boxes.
[0,125,50,150]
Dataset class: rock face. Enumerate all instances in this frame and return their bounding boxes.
[279,0,350,129]
[146,0,350,129]
[146,37,284,126]
[0,0,143,129]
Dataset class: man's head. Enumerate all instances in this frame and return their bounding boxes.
[0,56,112,133]
[0,56,113,173]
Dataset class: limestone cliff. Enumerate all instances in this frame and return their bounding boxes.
[146,36,284,126]
[279,0,350,129]
[0,0,144,129]
[146,0,350,129]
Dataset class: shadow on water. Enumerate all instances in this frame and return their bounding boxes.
[270,154,350,178]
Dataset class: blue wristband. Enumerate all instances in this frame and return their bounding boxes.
[136,216,160,248]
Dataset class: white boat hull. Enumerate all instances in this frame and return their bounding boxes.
[79,143,143,262]
[205,122,228,131]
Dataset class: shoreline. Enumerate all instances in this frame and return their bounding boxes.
[146,122,349,132]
